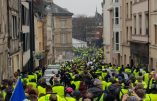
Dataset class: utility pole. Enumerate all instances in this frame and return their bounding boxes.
[29,0,35,72]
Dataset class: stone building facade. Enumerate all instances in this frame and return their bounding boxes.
[0,0,9,80]
[8,0,22,74]
[46,2,73,63]
[149,0,157,71]
[102,0,121,64]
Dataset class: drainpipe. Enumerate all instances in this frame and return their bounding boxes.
[148,0,150,71]
[29,0,35,72]
[6,0,11,78]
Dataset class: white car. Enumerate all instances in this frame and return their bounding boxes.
[47,64,61,69]
[43,68,59,85]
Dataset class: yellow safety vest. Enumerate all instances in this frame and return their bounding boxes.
[144,73,149,85]
[125,68,131,74]
[99,93,105,101]
[33,73,37,82]
[71,81,80,90]
[38,94,51,101]
[102,72,107,79]
[38,86,46,96]
[102,81,107,90]
[133,70,139,77]
[149,94,157,101]
[28,75,35,81]
[65,97,76,101]
[106,82,112,90]
[57,95,66,101]
[22,78,29,83]
[52,85,65,97]
[0,91,6,100]
[135,80,147,89]
[27,82,37,89]
[143,94,151,101]
[119,89,128,100]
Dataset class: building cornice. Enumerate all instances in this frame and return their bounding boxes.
[129,40,148,44]
[133,0,147,5]
[150,45,157,49]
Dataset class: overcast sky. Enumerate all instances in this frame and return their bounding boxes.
[53,0,103,17]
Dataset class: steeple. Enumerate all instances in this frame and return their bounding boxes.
[96,6,98,13]
[95,6,99,17]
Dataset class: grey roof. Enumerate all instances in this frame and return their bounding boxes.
[46,3,73,16]
[33,0,48,18]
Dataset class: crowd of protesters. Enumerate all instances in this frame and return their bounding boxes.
[0,48,157,101]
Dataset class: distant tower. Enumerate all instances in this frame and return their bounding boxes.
[96,6,98,13]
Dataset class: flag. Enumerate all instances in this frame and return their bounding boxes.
[10,78,26,101]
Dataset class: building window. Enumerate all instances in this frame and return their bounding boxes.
[22,33,30,51]
[124,55,126,66]
[126,27,128,42]
[61,19,66,28]
[0,24,1,34]
[61,32,66,44]
[114,32,120,51]
[39,42,42,51]
[114,7,119,25]
[134,15,136,34]
[130,1,132,19]
[145,13,149,35]
[12,15,18,39]
[126,3,128,18]
[155,25,157,44]
[154,0,157,11]
[139,14,142,34]
[21,5,29,25]
[130,26,132,36]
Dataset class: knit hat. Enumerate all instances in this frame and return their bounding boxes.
[66,87,73,93]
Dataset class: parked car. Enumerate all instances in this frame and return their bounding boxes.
[43,67,59,85]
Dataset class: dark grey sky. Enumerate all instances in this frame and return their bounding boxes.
[53,0,103,16]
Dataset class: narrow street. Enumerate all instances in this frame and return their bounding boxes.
[0,0,157,101]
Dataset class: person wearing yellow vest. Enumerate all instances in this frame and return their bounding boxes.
[71,75,81,91]
[37,85,46,97]
[144,73,149,85]
[148,94,157,101]
[49,94,67,101]
[38,85,53,101]
[119,80,132,100]
[52,80,65,97]
[149,75,157,94]
[0,92,5,101]
[65,87,76,101]
[135,76,147,89]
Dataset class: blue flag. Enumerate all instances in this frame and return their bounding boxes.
[10,78,26,101]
